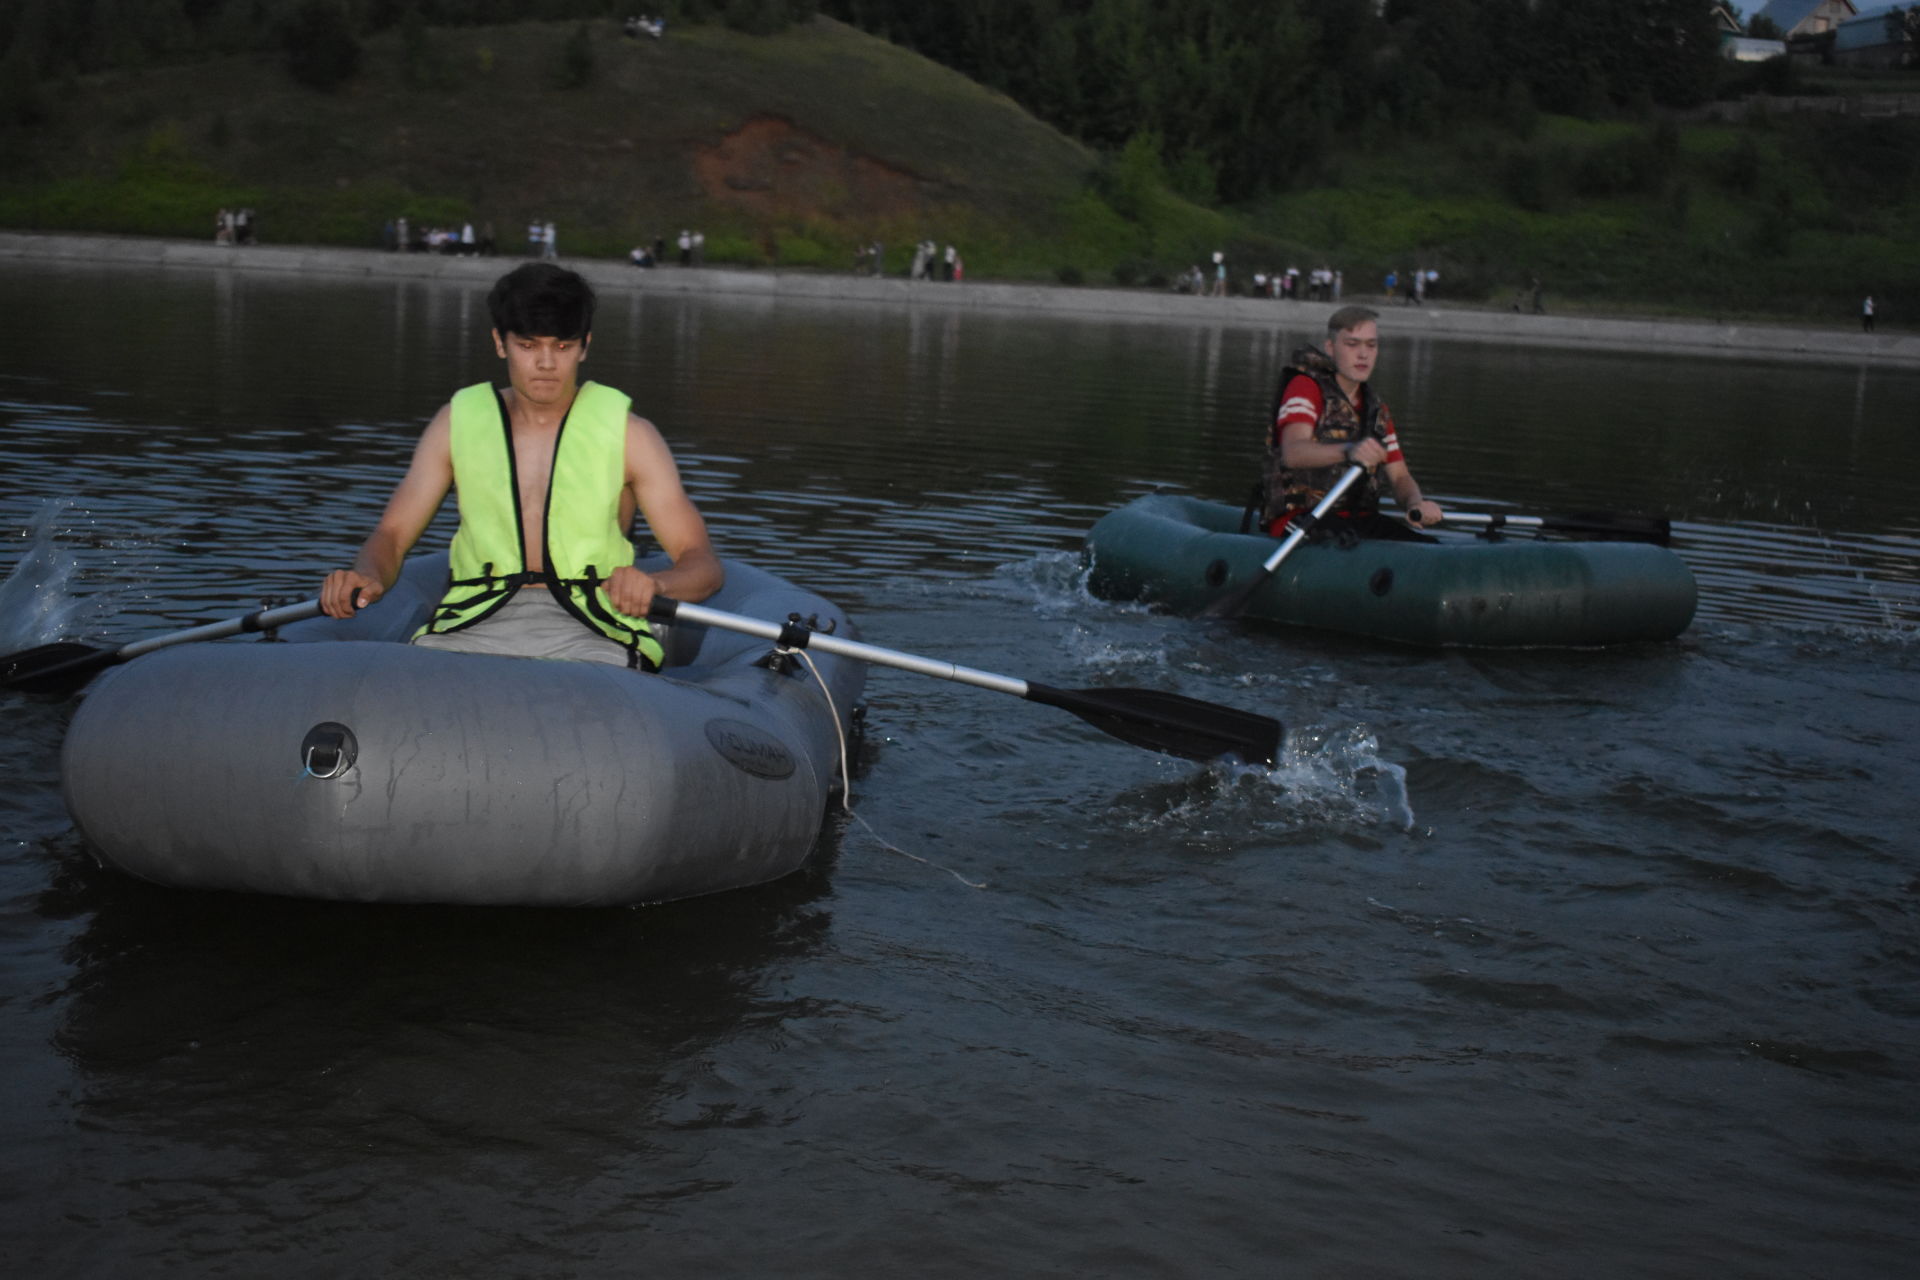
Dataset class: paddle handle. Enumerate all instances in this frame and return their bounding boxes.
[1201,465,1367,618]
[652,599,1028,698]
[116,599,326,660]
[1258,464,1367,574]
[651,598,1282,764]
[1437,512,1543,533]
[1435,510,1670,544]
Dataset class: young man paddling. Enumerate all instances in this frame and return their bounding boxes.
[1259,305,1443,541]
[322,263,722,670]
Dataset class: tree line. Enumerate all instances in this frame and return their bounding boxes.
[815,0,1723,201]
[3,0,1726,200]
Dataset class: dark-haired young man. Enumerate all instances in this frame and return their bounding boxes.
[321,263,722,670]
[1258,305,1443,542]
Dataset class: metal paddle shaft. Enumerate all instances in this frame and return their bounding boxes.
[1,599,324,695]
[653,598,1282,766]
[1440,510,1671,545]
[1202,464,1367,619]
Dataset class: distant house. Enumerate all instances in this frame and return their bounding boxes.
[1717,2,1786,59]
[1754,0,1860,38]
[1831,4,1919,67]
[1723,35,1790,60]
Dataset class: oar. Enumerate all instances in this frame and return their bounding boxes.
[0,599,324,696]
[1201,464,1366,619]
[1437,509,1671,544]
[651,598,1282,766]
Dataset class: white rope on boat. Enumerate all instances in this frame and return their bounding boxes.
[780,643,986,890]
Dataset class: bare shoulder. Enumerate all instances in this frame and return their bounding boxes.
[624,411,686,483]
[414,402,455,455]
[624,411,676,457]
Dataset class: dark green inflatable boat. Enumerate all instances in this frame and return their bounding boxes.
[1084,493,1696,648]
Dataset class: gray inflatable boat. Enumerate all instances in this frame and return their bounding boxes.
[60,554,866,906]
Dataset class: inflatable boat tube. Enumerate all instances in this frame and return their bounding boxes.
[60,553,866,906]
[1085,493,1696,647]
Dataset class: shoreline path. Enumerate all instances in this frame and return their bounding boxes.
[4,231,1914,368]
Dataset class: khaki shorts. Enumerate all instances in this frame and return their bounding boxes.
[412,588,662,668]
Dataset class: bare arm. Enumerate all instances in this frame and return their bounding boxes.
[1382,458,1442,527]
[1277,422,1442,527]
[601,414,723,617]
[1279,422,1389,470]
[320,407,455,617]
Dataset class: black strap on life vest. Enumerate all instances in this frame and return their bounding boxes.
[429,563,658,672]
[573,564,657,672]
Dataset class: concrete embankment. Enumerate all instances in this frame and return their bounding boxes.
[4,231,1915,367]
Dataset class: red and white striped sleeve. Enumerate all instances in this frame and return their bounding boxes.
[1375,401,1405,465]
[1272,374,1321,445]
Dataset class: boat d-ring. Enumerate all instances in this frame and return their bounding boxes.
[300,721,358,780]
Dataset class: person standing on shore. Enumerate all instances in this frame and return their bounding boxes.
[1258,305,1442,543]
[1863,295,1875,333]
[320,263,722,670]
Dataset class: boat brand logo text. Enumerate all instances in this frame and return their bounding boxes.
[704,718,797,779]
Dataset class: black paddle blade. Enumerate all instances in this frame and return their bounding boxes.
[1025,681,1282,766]
[1549,511,1671,545]
[0,641,116,695]
[1200,571,1268,620]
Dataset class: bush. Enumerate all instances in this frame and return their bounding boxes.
[1572,134,1664,198]
[1723,133,1763,195]
[1501,79,1539,140]
[402,8,453,90]
[1749,191,1794,258]
[555,23,594,90]
[1501,147,1558,212]
[775,232,834,267]
[700,233,764,266]
[281,0,360,92]
[0,53,52,127]
[1055,264,1084,286]
[724,0,804,36]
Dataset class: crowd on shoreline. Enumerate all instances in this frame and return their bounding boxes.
[180,214,1893,341]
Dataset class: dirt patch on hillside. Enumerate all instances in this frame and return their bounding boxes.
[693,115,946,226]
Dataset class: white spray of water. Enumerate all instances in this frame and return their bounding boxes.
[0,500,93,651]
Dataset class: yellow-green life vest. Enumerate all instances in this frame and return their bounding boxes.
[416,380,664,670]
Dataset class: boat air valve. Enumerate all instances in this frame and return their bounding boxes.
[1369,567,1395,597]
[300,721,358,780]
[1204,559,1230,588]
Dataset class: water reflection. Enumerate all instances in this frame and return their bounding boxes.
[45,836,842,1156]
[4,258,1919,1277]
[7,261,1920,641]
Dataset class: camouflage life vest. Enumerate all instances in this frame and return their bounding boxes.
[1260,345,1389,529]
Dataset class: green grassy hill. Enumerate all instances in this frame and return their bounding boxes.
[1251,110,1918,323]
[0,14,1913,325]
[0,16,1175,276]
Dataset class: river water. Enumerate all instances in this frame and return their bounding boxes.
[2,259,1916,1276]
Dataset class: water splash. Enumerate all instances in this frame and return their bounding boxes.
[989,549,1103,615]
[1268,724,1415,831]
[1115,724,1414,835]
[0,500,94,651]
